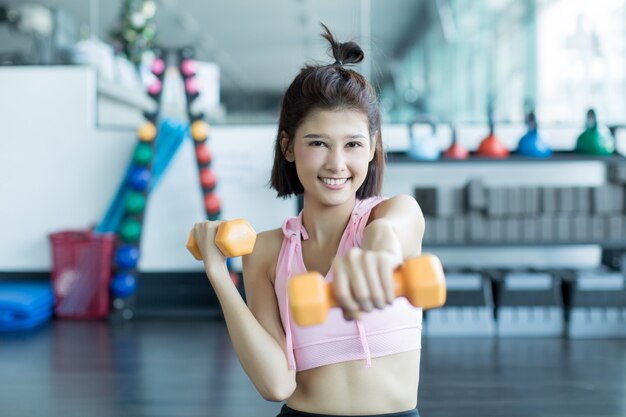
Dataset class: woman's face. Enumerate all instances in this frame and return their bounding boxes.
[284,108,376,207]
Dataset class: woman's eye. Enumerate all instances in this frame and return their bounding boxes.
[310,141,326,147]
[346,141,363,148]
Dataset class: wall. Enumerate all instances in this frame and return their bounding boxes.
[0,67,295,272]
[0,66,609,273]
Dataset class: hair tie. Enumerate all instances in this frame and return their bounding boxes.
[333,59,343,66]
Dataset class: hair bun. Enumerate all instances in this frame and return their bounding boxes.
[320,23,364,66]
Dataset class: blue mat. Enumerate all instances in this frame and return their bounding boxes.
[0,283,54,331]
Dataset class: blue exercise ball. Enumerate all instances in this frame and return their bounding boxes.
[115,244,140,269]
[111,272,137,298]
[128,167,151,191]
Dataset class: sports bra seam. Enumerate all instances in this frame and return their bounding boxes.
[292,323,421,349]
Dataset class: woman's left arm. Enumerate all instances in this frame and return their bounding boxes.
[331,195,425,320]
[364,194,425,259]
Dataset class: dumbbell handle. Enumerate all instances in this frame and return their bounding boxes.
[186,219,256,259]
[289,254,446,326]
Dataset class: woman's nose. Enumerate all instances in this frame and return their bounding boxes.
[324,148,347,172]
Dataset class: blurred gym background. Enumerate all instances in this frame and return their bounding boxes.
[1,1,626,417]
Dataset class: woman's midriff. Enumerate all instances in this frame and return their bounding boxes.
[286,349,421,416]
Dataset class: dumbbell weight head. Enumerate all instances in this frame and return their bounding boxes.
[288,272,335,326]
[186,219,257,259]
[397,254,446,309]
[215,220,257,257]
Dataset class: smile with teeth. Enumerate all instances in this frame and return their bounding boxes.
[319,177,350,186]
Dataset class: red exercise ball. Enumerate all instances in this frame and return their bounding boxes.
[200,168,217,189]
[196,145,212,164]
[204,193,221,214]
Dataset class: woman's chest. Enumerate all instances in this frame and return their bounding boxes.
[300,241,342,278]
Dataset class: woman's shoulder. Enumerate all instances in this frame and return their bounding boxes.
[369,194,421,220]
[243,227,285,282]
[257,228,285,249]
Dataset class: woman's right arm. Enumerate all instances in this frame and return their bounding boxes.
[194,223,296,401]
[239,230,297,399]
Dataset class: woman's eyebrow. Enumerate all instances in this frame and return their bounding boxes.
[303,133,367,139]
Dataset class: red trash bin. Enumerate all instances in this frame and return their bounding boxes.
[48,230,116,319]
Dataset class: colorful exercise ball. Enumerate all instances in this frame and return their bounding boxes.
[185,78,199,95]
[147,79,162,96]
[115,244,140,269]
[128,167,151,191]
[191,121,210,141]
[138,122,157,142]
[196,144,212,164]
[204,193,221,215]
[133,143,154,165]
[119,219,142,242]
[180,59,196,77]
[200,168,217,189]
[125,192,146,214]
[151,57,165,76]
[111,272,137,298]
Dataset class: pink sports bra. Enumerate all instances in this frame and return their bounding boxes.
[274,197,423,372]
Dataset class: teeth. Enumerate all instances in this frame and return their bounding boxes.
[321,177,348,186]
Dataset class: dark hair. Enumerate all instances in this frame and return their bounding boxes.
[270,23,384,199]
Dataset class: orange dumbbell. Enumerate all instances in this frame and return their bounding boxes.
[288,253,446,326]
[186,219,256,259]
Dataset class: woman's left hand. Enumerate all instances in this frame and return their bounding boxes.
[330,248,402,321]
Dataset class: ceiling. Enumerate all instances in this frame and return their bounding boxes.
[11,0,432,93]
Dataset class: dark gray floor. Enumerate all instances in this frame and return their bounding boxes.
[1,320,625,417]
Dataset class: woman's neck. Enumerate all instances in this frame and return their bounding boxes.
[300,196,357,246]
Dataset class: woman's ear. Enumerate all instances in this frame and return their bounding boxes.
[369,131,379,162]
[280,132,295,162]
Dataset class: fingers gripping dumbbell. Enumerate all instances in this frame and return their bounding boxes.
[288,253,446,326]
[186,219,257,259]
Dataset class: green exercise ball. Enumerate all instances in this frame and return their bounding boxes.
[125,192,146,214]
[120,219,142,242]
[133,143,154,165]
[575,109,615,156]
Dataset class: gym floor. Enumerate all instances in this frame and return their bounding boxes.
[1,319,625,417]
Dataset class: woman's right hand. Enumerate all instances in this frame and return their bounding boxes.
[190,220,229,278]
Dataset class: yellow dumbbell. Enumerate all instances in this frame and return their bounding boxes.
[186,219,256,259]
[288,253,446,326]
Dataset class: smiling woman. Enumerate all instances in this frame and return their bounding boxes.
[270,24,385,201]
[190,23,426,417]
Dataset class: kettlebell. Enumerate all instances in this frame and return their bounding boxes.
[443,124,469,159]
[575,109,615,156]
[517,111,552,158]
[407,117,440,161]
[476,119,509,158]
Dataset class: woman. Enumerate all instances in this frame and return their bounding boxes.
[191,24,425,417]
